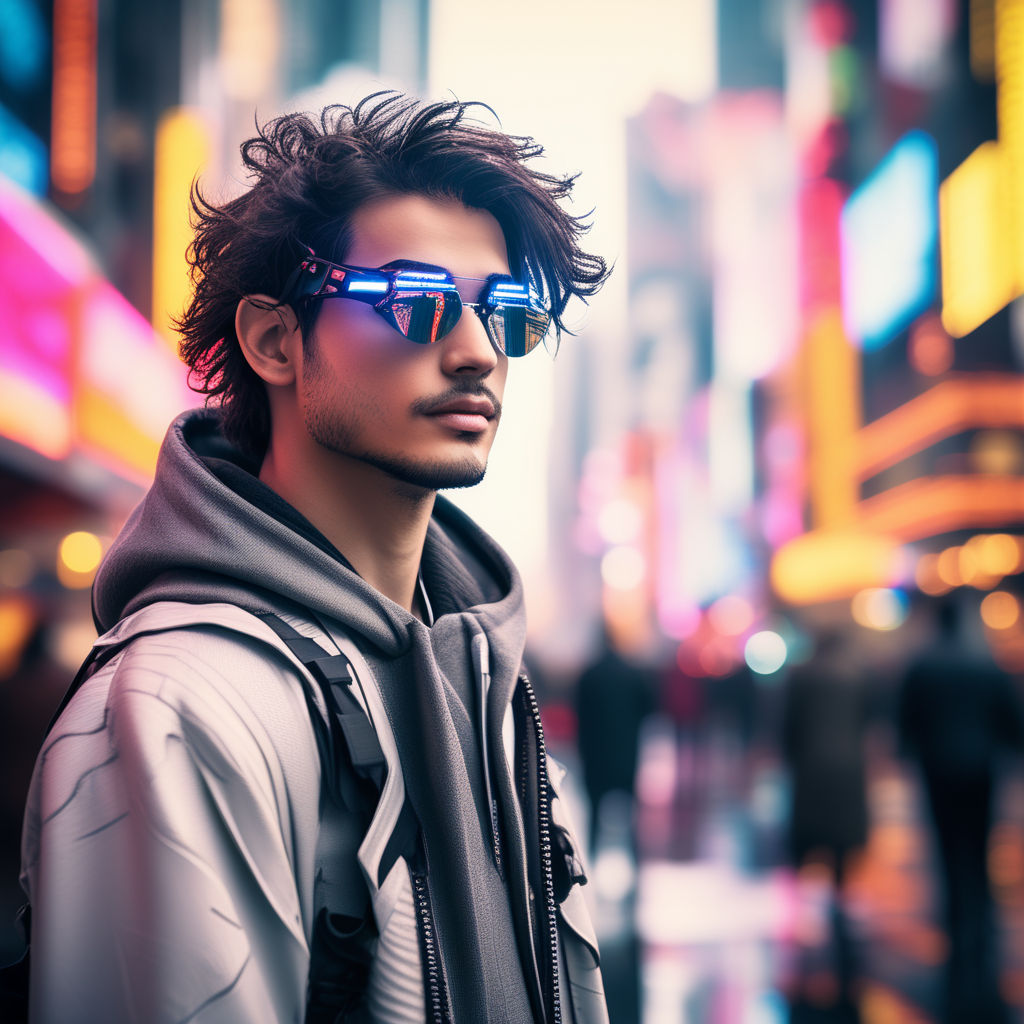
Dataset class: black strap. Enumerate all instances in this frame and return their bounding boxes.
[254,613,426,1024]
[254,613,419,885]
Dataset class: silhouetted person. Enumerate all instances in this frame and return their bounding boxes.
[898,596,1024,1024]
[575,631,656,858]
[782,629,870,1020]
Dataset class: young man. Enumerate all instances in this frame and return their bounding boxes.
[20,94,609,1023]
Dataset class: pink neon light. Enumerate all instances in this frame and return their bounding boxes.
[798,177,845,315]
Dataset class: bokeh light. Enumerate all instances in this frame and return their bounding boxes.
[56,530,103,589]
[744,630,788,675]
[981,591,1020,631]
[850,587,910,630]
[600,545,646,591]
[908,313,954,375]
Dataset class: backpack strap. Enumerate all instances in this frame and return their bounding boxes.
[252,613,423,1024]
[253,613,419,888]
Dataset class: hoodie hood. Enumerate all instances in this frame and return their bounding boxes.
[93,408,523,659]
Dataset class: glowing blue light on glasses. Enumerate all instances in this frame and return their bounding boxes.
[347,280,389,294]
[396,270,450,283]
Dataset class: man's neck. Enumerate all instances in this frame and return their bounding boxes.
[259,438,435,617]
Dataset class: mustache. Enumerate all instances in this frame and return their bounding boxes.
[411,383,503,418]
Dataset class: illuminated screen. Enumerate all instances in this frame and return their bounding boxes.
[840,130,938,350]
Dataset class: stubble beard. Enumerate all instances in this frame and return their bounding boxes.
[302,361,490,492]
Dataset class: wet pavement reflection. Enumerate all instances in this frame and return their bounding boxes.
[557,725,1024,1023]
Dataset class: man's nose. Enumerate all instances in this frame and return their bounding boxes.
[439,306,501,375]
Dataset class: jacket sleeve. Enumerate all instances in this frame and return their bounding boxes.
[20,629,323,1024]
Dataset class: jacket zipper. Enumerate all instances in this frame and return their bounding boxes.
[411,855,452,1024]
[520,671,563,1024]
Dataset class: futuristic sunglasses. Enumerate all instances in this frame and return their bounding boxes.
[280,247,551,357]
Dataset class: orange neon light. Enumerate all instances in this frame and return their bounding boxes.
[855,374,1024,479]
[856,475,1024,541]
[804,308,861,529]
[50,0,98,196]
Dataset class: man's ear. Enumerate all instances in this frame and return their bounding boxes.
[235,296,301,386]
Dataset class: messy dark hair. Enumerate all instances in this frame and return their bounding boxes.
[176,91,610,457]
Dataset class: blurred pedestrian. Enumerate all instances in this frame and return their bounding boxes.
[898,595,1024,1024]
[782,628,871,1018]
[575,626,657,858]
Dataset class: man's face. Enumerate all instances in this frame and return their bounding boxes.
[299,194,511,491]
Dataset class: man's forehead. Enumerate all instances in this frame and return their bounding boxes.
[345,193,511,278]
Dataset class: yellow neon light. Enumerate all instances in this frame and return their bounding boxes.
[76,388,161,480]
[855,374,1024,479]
[939,141,1017,337]
[771,529,905,606]
[152,109,209,348]
[804,309,860,529]
[50,0,98,195]
[856,475,1024,541]
[999,0,1024,297]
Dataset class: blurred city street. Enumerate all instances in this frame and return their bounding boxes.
[2,0,1024,1021]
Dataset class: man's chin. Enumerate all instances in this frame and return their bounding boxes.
[359,451,488,491]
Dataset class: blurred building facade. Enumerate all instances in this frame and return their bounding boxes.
[572,0,1024,688]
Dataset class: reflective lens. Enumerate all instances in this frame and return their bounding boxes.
[480,279,550,356]
[486,304,550,357]
[377,290,463,344]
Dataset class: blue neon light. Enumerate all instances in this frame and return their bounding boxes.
[0,102,47,195]
[347,280,388,294]
[397,270,448,282]
[397,279,455,289]
[840,130,938,350]
[0,0,48,91]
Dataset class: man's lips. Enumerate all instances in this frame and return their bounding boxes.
[422,395,497,433]
[426,397,494,416]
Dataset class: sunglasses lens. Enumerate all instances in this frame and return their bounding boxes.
[378,290,463,344]
[487,304,550,357]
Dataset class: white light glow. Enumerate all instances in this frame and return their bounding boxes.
[601,545,646,591]
[597,498,643,545]
[745,631,788,675]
